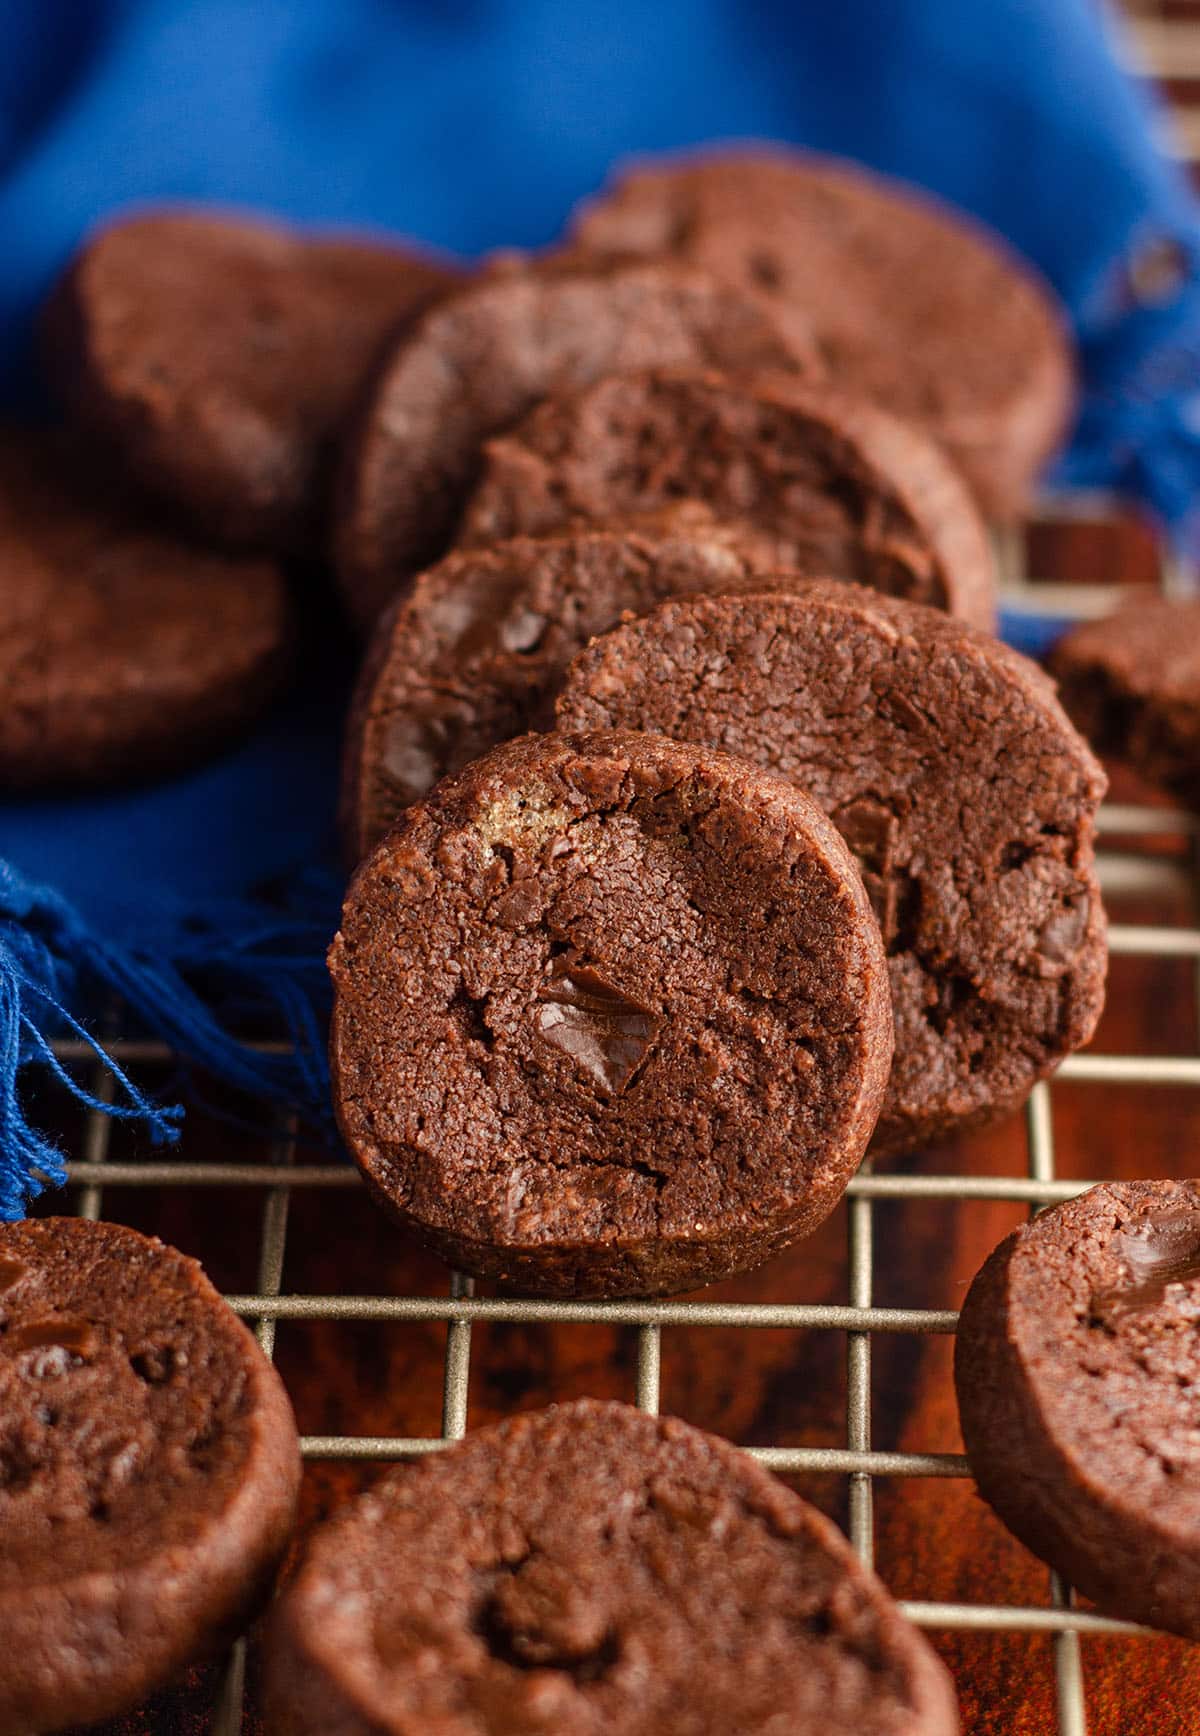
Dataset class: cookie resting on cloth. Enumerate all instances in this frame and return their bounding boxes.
[334,260,816,626]
[45,206,458,555]
[570,146,1074,519]
[0,428,293,791]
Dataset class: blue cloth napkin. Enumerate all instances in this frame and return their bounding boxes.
[4,0,1199,1212]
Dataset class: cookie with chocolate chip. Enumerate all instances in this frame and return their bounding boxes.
[555,585,1106,1154]
[458,369,996,629]
[265,1399,959,1735]
[334,261,817,626]
[341,511,803,861]
[0,1216,300,1734]
[570,146,1073,518]
[45,206,458,554]
[956,1180,1200,1637]
[1050,597,1200,811]
[329,729,891,1297]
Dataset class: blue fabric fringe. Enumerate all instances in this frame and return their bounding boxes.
[0,858,339,1219]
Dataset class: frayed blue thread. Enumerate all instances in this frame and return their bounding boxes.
[0,859,339,1220]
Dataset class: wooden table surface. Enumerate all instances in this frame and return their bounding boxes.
[41,509,1200,1735]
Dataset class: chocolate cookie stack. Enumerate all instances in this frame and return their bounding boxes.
[7,207,459,790]
[328,145,1104,1310]
[12,144,1124,1732]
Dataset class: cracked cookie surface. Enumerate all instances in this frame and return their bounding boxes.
[340,512,808,861]
[458,368,995,629]
[329,729,891,1297]
[955,1180,1200,1638]
[555,585,1106,1154]
[0,1216,300,1735]
[569,146,1073,519]
[334,261,816,626]
[265,1399,959,1735]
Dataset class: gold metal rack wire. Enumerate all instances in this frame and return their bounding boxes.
[32,484,1195,1736]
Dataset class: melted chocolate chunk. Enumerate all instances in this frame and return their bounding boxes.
[0,1256,29,1292]
[6,1316,97,1358]
[1090,1206,1200,1326]
[535,965,659,1094]
[833,796,915,949]
[1038,896,1089,968]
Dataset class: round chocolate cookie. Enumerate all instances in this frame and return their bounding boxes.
[45,206,458,554]
[0,430,293,790]
[569,146,1073,519]
[329,729,891,1297]
[955,1180,1200,1637]
[265,1399,959,1736]
[459,369,996,629]
[1050,598,1200,811]
[334,261,816,626]
[555,586,1107,1155]
[0,1216,300,1734]
[342,511,806,861]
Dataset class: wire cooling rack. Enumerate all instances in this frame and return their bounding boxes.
[28,488,1196,1736]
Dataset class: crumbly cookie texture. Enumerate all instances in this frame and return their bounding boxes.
[341,511,816,861]
[330,728,892,1297]
[265,1400,960,1736]
[0,1216,300,1734]
[570,145,1074,517]
[459,368,996,630]
[556,584,1107,1154]
[956,1179,1200,1638]
[1051,597,1200,811]
[334,260,817,625]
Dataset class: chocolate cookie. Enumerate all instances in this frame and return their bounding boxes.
[459,369,996,629]
[0,1216,300,1734]
[555,586,1106,1155]
[45,206,458,554]
[955,1180,1200,1637]
[265,1399,959,1735]
[1050,598,1200,811]
[0,430,293,790]
[334,261,817,626]
[329,729,891,1297]
[342,512,807,861]
[570,147,1073,519]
